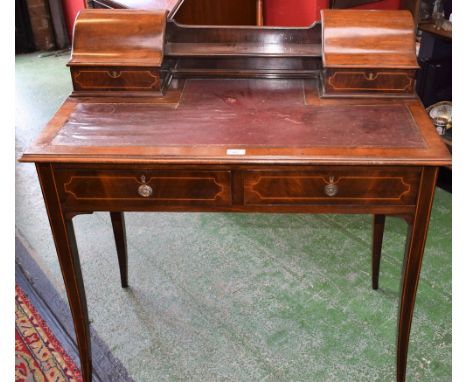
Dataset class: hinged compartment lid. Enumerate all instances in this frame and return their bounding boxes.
[321,9,419,69]
[68,9,167,67]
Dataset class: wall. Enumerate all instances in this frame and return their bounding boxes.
[264,0,401,26]
[264,0,328,26]
[354,0,401,10]
[62,0,86,38]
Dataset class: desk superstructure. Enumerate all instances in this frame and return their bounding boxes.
[21,7,451,382]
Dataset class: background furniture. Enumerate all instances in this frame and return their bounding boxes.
[417,24,452,108]
[416,0,452,192]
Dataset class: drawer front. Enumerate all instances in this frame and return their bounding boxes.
[324,69,416,95]
[56,169,231,208]
[71,68,161,91]
[244,168,420,206]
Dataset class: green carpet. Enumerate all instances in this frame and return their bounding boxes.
[16,53,451,381]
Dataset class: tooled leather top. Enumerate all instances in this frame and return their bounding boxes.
[53,79,425,149]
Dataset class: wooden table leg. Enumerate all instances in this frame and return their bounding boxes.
[396,167,439,382]
[36,163,92,382]
[110,212,128,288]
[372,214,386,290]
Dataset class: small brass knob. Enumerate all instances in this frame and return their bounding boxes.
[138,175,153,198]
[138,184,153,198]
[324,177,338,197]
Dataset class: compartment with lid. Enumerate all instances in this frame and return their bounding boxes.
[320,9,419,98]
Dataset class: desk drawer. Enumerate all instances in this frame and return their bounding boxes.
[244,167,420,206]
[71,67,161,92]
[56,169,231,208]
[323,69,416,96]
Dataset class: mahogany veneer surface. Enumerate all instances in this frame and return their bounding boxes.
[69,9,167,67]
[321,9,419,69]
[165,43,321,57]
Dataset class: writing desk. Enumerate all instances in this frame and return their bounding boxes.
[21,77,451,381]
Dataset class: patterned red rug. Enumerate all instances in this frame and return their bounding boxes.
[15,284,83,382]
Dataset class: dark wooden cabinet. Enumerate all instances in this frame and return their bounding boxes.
[416,16,452,192]
[417,23,452,107]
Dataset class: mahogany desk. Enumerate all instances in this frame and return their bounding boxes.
[21,77,451,381]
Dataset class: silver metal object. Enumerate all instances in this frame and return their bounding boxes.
[324,177,338,197]
[427,101,452,136]
[434,118,447,136]
[138,175,153,197]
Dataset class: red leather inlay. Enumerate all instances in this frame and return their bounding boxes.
[54,79,425,149]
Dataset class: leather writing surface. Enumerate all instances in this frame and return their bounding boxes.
[53,79,425,149]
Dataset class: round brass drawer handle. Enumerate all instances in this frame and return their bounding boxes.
[324,183,338,197]
[138,175,153,198]
[324,176,338,197]
[138,184,153,198]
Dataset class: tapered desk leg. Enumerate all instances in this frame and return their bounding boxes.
[36,164,92,382]
[110,212,128,288]
[372,215,386,290]
[396,167,438,382]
